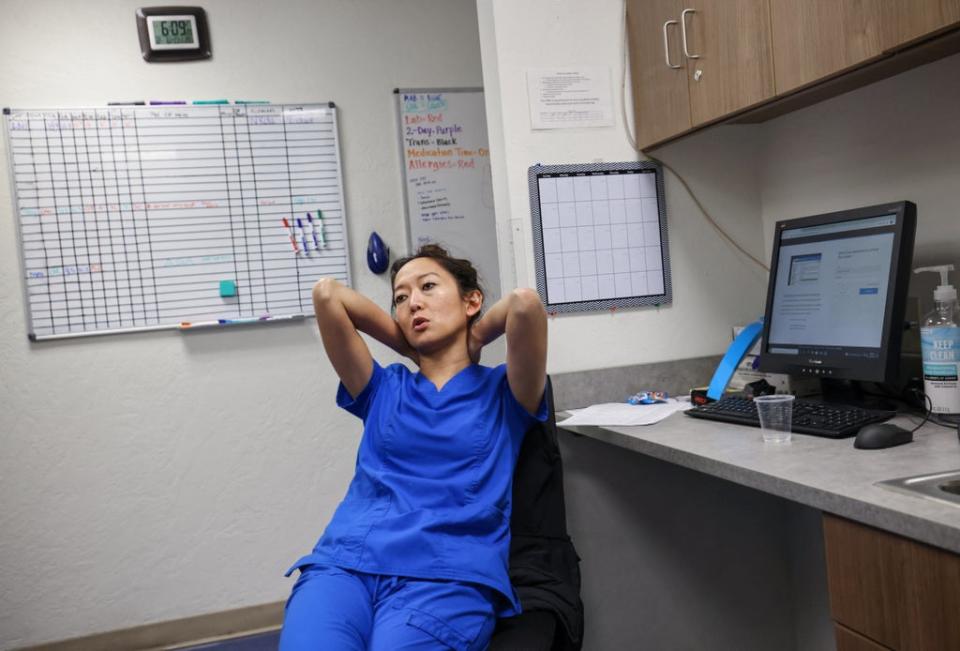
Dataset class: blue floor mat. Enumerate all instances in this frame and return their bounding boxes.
[177,629,279,651]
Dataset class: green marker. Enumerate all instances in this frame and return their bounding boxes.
[193,99,229,105]
[308,212,325,248]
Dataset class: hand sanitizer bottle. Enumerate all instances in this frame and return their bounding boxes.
[914,265,960,416]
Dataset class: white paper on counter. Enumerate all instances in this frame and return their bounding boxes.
[558,399,692,427]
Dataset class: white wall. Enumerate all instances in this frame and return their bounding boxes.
[476,3,960,647]
[758,53,960,311]
[477,0,769,375]
[0,1,483,647]
[7,0,954,647]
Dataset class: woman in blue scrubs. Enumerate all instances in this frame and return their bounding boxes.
[280,244,548,650]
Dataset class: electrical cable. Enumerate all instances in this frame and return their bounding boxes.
[618,0,770,273]
[909,391,933,434]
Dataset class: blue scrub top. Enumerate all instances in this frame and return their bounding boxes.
[286,360,548,616]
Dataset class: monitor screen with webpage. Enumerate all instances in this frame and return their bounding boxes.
[759,201,916,387]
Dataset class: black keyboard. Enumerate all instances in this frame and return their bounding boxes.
[685,396,895,438]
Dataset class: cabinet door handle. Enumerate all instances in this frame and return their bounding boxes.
[681,8,700,59]
[663,20,682,69]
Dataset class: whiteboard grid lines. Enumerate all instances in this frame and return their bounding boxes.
[6,104,350,339]
[528,161,672,314]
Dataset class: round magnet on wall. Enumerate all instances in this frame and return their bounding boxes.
[367,231,390,274]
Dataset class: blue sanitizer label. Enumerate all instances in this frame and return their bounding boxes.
[920,326,960,413]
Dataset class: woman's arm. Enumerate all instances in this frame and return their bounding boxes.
[470,288,547,414]
[312,278,417,398]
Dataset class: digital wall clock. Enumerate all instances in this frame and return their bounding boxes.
[136,7,211,62]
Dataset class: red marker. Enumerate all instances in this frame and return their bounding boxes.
[281,218,299,253]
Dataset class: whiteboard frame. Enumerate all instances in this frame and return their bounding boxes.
[394,86,483,254]
[528,160,672,314]
[330,105,354,293]
[393,87,502,304]
[4,103,350,340]
[4,108,39,340]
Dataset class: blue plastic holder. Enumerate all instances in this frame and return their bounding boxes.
[706,318,764,401]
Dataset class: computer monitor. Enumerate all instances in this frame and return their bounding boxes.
[759,201,917,391]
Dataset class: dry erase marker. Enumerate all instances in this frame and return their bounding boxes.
[281,218,299,253]
[266,314,306,322]
[296,218,310,253]
[149,100,187,105]
[182,320,218,329]
[316,210,326,247]
[307,213,320,250]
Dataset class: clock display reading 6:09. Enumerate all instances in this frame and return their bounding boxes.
[154,19,194,45]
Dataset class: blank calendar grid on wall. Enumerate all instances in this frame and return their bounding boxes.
[4,103,350,340]
[528,161,671,314]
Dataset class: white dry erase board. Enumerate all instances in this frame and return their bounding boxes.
[528,161,671,314]
[4,103,350,340]
[395,88,501,303]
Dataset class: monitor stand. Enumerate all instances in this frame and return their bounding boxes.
[819,378,896,412]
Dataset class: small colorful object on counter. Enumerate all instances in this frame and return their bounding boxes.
[627,391,669,405]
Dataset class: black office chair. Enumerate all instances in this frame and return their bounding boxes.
[490,377,584,651]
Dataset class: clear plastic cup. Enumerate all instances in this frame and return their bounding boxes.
[754,394,795,443]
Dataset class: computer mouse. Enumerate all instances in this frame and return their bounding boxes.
[854,423,913,450]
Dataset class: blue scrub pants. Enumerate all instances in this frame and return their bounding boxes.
[279,564,498,651]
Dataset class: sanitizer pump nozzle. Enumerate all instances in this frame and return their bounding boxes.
[914,264,957,303]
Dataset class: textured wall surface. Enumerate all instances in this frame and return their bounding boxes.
[0,1,484,647]
[476,0,770,375]
[758,53,960,310]
[5,1,956,648]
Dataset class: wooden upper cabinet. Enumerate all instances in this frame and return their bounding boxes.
[770,0,886,94]
[625,0,960,149]
[626,0,692,150]
[881,0,960,50]
[680,0,776,126]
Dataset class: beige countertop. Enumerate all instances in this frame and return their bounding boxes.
[559,411,960,553]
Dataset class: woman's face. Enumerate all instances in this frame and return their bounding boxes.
[392,257,481,354]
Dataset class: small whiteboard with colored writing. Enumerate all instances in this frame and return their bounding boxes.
[395,88,501,303]
[528,161,672,314]
[4,103,350,340]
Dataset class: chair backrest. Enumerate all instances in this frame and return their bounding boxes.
[505,377,584,650]
[511,377,568,537]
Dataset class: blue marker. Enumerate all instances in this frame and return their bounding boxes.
[307,213,321,250]
[296,218,310,253]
